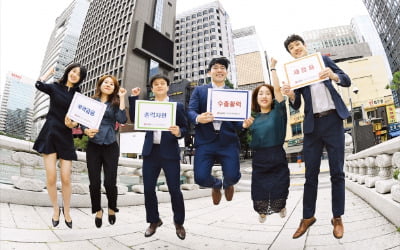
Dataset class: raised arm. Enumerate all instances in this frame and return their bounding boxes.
[270,57,284,103]
[128,87,140,123]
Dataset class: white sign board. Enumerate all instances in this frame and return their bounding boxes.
[134,100,177,131]
[283,52,328,89]
[67,92,106,129]
[120,132,145,154]
[206,89,251,121]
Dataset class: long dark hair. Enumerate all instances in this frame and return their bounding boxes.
[251,84,275,112]
[92,75,120,107]
[58,63,87,86]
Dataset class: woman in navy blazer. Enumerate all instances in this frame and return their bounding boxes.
[81,75,127,228]
[128,74,187,240]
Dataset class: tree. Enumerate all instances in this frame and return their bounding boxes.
[224,78,234,89]
[392,71,400,90]
[74,135,88,151]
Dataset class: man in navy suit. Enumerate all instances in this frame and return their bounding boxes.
[129,74,187,240]
[282,35,351,239]
[188,57,243,205]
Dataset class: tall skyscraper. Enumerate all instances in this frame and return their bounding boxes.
[74,0,176,102]
[173,1,237,86]
[0,72,35,139]
[362,0,400,73]
[32,0,90,139]
[351,15,392,80]
[233,26,268,90]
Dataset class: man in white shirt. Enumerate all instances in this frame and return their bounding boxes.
[282,34,351,239]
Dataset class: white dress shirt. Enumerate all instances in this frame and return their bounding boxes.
[153,96,169,144]
[310,81,335,113]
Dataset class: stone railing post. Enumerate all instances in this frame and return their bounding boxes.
[351,160,360,182]
[11,152,44,192]
[181,164,199,190]
[365,156,379,188]
[375,154,395,194]
[70,161,89,194]
[116,166,128,194]
[131,168,144,194]
[356,158,367,184]
[346,160,354,180]
[390,152,400,202]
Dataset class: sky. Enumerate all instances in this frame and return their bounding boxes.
[0,0,369,92]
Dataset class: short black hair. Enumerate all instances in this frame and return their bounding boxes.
[207,57,230,72]
[149,74,170,87]
[284,34,305,52]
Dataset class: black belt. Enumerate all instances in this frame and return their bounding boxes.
[314,109,336,118]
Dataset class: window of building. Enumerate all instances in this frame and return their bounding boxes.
[291,123,302,136]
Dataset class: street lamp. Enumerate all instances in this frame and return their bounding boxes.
[349,86,359,153]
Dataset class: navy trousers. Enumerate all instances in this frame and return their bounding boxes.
[194,140,241,189]
[302,112,345,219]
[143,144,185,225]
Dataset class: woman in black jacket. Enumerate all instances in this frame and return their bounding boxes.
[33,63,87,229]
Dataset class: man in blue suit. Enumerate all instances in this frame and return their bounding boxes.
[129,74,187,240]
[282,35,351,239]
[188,57,243,205]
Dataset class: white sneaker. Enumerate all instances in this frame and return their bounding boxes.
[279,208,287,218]
[259,214,267,223]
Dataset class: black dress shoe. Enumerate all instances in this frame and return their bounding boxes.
[108,208,117,225]
[174,223,186,240]
[52,207,61,227]
[95,209,103,228]
[108,214,116,225]
[144,220,163,237]
[62,207,73,229]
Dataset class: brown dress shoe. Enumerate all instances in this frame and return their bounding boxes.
[224,185,234,201]
[175,223,186,240]
[293,217,316,239]
[144,220,163,237]
[212,188,222,205]
[331,217,344,239]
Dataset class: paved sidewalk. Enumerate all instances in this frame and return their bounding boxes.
[1,186,400,249]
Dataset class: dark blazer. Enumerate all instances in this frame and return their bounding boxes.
[289,56,351,134]
[187,83,242,147]
[128,96,187,160]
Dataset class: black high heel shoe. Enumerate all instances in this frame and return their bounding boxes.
[52,207,61,227]
[61,207,72,229]
[95,209,103,228]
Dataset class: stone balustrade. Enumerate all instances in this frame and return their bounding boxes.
[345,136,400,203]
[0,135,199,197]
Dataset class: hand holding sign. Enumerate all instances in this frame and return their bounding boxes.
[66,92,107,129]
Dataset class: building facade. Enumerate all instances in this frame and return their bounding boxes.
[362,0,400,73]
[32,0,90,139]
[233,26,269,90]
[173,1,237,86]
[0,72,35,139]
[74,0,176,104]
[351,15,393,79]
[302,25,372,62]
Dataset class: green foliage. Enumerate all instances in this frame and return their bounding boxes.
[224,78,234,89]
[390,71,400,90]
[74,135,88,151]
[393,168,400,180]
[397,227,400,232]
